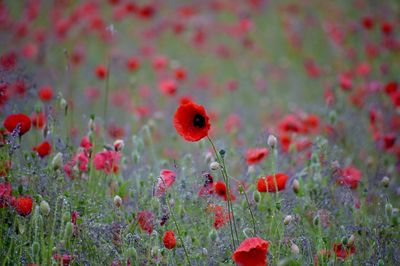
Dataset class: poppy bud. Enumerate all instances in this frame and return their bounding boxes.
[208,228,217,241]
[291,243,300,254]
[284,215,293,225]
[125,247,137,262]
[329,110,337,125]
[210,161,220,171]
[381,176,390,188]
[348,234,355,246]
[253,191,261,203]
[113,195,122,208]
[113,139,124,151]
[64,222,73,240]
[219,149,226,158]
[247,165,256,174]
[293,179,300,194]
[313,215,320,226]
[341,236,348,245]
[88,118,96,132]
[40,200,50,216]
[32,241,40,256]
[62,212,70,223]
[267,134,277,148]
[60,98,68,114]
[52,152,63,170]
[385,203,393,217]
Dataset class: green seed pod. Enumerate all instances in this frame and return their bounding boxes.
[275,201,281,210]
[62,211,70,223]
[32,241,40,256]
[385,203,393,217]
[329,110,337,125]
[209,229,217,241]
[126,246,137,262]
[313,215,320,226]
[40,200,51,216]
[64,222,73,240]
[253,191,261,203]
[341,236,348,245]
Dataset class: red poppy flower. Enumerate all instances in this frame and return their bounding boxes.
[384,81,398,95]
[232,237,269,266]
[138,210,154,235]
[93,150,121,174]
[33,140,52,158]
[159,79,177,96]
[257,173,289,192]
[333,243,355,260]
[155,169,176,197]
[31,112,46,129]
[336,166,362,189]
[383,133,396,150]
[208,204,230,229]
[14,196,33,216]
[95,64,107,80]
[174,67,186,81]
[173,100,211,142]
[246,148,269,165]
[278,115,303,133]
[126,57,140,72]
[4,113,31,136]
[361,16,374,30]
[163,230,177,249]
[38,85,54,102]
[214,181,236,201]
[0,182,12,208]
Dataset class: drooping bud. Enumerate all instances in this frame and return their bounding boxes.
[253,191,261,203]
[52,152,63,170]
[291,243,300,254]
[113,195,122,208]
[381,176,390,188]
[284,215,293,225]
[267,134,277,149]
[64,222,73,241]
[293,179,300,194]
[210,161,220,171]
[113,139,124,151]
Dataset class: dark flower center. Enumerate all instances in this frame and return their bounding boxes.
[193,114,205,128]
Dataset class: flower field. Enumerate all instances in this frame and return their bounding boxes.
[0,0,399,265]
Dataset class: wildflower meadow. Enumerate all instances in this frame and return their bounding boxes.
[0,0,399,265]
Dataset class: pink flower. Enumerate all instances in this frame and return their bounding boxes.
[93,150,121,174]
[155,169,176,197]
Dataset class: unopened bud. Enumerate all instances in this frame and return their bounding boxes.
[88,118,96,132]
[291,243,300,254]
[113,195,122,208]
[284,215,293,225]
[210,161,220,171]
[267,134,277,148]
[52,152,63,170]
[247,165,256,174]
[209,229,217,241]
[253,191,261,203]
[293,179,300,194]
[381,176,390,188]
[40,200,50,216]
[385,203,393,217]
[64,222,73,240]
[113,139,124,151]
[348,234,355,246]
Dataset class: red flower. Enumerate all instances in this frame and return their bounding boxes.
[214,181,236,201]
[257,173,289,192]
[246,148,269,165]
[384,81,398,95]
[163,230,177,249]
[173,100,211,142]
[93,150,121,174]
[209,204,230,229]
[159,79,177,96]
[53,254,72,266]
[155,169,176,197]
[38,85,54,102]
[333,243,355,260]
[383,133,396,150]
[14,196,33,216]
[278,115,303,133]
[31,112,46,129]
[3,113,31,136]
[138,210,154,235]
[336,166,362,189]
[0,182,12,208]
[232,237,269,266]
[33,140,52,158]
[361,16,374,30]
[126,57,140,72]
[95,64,107,79]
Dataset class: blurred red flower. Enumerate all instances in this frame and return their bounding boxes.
[163,230,176,249]
[257,173,289,192]
[336,166,362,189]
[155,169,176,197]
[33,140,52,158]
[246,148,269,165]
[333,243,355,260]
[14,196,33,216]
[232,237,269,266]
[138,210,154,235]
[38,85,54,102]
[4,113,31,136]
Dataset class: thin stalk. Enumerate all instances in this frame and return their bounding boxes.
[103,63,111,127]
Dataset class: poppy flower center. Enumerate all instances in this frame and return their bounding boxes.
[193,114,205,128]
